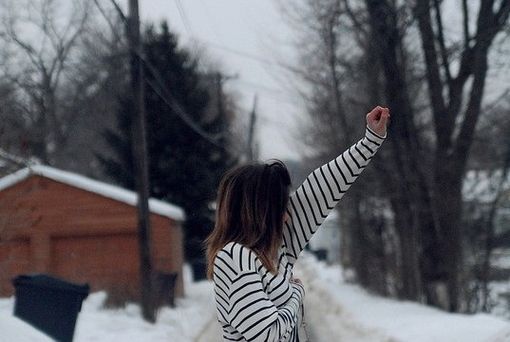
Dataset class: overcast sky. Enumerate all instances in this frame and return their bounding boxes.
[138,0,305,161]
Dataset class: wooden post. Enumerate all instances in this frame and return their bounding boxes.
[127,0,155,322]
[247,95,258,162]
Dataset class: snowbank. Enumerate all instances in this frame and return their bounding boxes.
[1,259,508,341]
[0,315,53,342]
[295,254,510,342]
[0,266,215,342]
[0,297,53,342]
[73,265,215,341]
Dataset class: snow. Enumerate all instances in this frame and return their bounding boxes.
[1,259,509,341]
[0,298,53,342]
[294,254,510,342]
[492,249,510,269]
[463,169,510,203]
[0,165,185,221]
[0,315,53,342]
[0,266,214,342]
[74,265,215,341]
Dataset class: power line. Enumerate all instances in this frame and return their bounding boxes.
[94,0,305,157]
[172,0,206,66]
[155,2,304,77]
[199,40,303,75]
[174,0,193,35]
[196,0,223,42]
[162,3,301,105]
[163,2,302,76]
[94,0,233,153]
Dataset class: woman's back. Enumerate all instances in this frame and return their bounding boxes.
[212,241,304,341]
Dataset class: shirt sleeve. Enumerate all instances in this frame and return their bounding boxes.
[282,125,387,265]
[226,270,305,342]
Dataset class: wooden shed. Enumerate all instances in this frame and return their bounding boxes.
[0,165,185,305]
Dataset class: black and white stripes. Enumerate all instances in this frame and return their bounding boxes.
[282,126,386,266]
[213,126,386,341]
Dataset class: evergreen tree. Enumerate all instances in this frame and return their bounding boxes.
[98,22,237,265]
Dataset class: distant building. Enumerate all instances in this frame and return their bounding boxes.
[0,165,185,305]
[308,210,341,263]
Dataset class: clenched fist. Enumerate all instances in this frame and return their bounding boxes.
[366,106,390,137]
[290,277,303,286]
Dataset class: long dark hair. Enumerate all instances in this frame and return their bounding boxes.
[205,159,291,278]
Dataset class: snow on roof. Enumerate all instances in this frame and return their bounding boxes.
[0,165,185,221]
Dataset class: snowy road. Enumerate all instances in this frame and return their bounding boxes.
[196,317,223,342]
[298,267,394,342]
[196,257,394,342]
[296,255,510,342]
[1,257,508,341]
[196,254,510,342]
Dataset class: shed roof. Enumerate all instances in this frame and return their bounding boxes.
[0,165,185,221]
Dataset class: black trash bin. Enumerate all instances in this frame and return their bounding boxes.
[155,272,178,307]
[190,258,207,281]
[313,248,329,261]
[12,274,90,342]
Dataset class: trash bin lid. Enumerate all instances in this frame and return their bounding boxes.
[12,274,90,295]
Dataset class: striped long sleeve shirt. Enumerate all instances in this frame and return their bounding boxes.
[212,126,387,341]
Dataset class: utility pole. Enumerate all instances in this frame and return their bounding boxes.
[128,0,155,323]
[215,72,224,121]
[214,72,236,119]
[247,95,258,162]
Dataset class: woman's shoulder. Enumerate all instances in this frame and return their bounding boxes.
[215,241,259,273]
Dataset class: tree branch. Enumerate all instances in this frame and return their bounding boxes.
[414,0,447,145]
[461,0,470,49]
[4,23,45,75]
[446,0,499,148]
[50,9,89,90]
[452,48,488,169]
[451,0,510,166]
[432,0,452,84]
[494,0,510,33]
[343,0,368,38]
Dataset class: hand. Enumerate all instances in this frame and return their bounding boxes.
[290,277,305,298]
[366,106,390,137]
[290,277,303,286]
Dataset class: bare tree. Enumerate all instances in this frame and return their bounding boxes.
[281,0,396,295]
[358,0,510,311]
[285,0,510,312]
[0,0,91,164]
[467,103,510,312]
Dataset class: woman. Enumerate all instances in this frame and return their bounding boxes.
[205,106,390,341]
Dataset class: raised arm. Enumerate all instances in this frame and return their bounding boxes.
[282,107,390,265]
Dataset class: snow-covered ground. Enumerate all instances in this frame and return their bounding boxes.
[0,266,216,342]
[0,313,53,342]
[1,257,509,341]
[294,254,510,342]
[485,249,510,319]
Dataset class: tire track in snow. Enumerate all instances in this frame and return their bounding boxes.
[195,315,222,342]
[295,258,397,342]
[197,256,397,342]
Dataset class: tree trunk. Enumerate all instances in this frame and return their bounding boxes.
[128,0,155,323]
[365,0,425,302]
[432,162,463,310]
